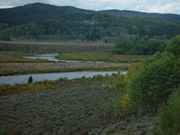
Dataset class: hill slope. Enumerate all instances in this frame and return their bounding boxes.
[0,3,180,41]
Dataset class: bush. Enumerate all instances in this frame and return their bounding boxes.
[107,74,127,90]
[113,74,127,89]
[93,75,104,79]
[127,52,180,114]
[112,94,133,116]
[159,88,180,135]
[166,35,180,56]
[110,74,134,116]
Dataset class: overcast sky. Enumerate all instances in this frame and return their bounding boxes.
[0,0,180,14]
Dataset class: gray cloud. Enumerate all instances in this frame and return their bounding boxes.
[0,0,180,14]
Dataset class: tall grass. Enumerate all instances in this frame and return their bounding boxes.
[0,57,49,63]
[59,52,148,63]
[0,51,49,63]
[0,80,55,95]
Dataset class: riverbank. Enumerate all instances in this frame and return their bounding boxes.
[0,62,129,76]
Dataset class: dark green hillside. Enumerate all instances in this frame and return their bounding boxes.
[0,3,87,25]
[0,3,180,41]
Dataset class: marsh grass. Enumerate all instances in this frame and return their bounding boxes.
[0,41,113,53]
[59,52,149,63]
[0,62,128,76]
[0,51,33,56]
[0,57,49,63]
[0,75,113,96]
[0,51,49,63]
[0,80,56,95]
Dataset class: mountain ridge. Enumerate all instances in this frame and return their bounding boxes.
[1,3,180,15]
[0,3,180,41]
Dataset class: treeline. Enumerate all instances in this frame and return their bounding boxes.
[0,3,180,41]
[113,37,166,55]
[113,35,180,134]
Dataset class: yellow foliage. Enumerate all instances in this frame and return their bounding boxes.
[121,94,131,109]
[0,81,55,95]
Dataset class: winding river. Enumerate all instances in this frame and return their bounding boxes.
[0,53,127,85]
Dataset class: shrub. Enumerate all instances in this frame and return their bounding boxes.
[165,35,180,56]
[110,74,134,116]
[107,74,127,91]
[113,94,132,114]
[0,80,55,95]
[113,74,127,89]
[127,52,180,114]
[159,88,180,135]
[93,75,104,79]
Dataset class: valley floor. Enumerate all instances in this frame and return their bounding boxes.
[0,78,156,135]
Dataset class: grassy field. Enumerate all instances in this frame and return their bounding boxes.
[0,62,129,75]
[0,78,120,135]
[0,41,113,53]
[0,51,49,63]
[0,75,114,96]
[0,51,148,63]
[0,77,156,135]
[59,52,149,63]
[0,57,49,63]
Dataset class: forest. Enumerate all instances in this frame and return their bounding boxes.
[0,3,180,42]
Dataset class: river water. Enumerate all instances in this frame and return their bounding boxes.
[23,53,60,62]
[0,71,127,85]
[1,53,127,85]
[23,53,104,63]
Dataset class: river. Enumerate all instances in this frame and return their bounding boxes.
[1,53,127,84]
[0,70,127,85]
[23,53,104,63]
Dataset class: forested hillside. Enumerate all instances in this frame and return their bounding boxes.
[0,3,180,41]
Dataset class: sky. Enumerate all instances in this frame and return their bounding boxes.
[0,0,180,14]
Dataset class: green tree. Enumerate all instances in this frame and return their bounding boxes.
[113,37,166,55]
[127,52,180,113]
[159,88,180,135]
[166,35,180,56]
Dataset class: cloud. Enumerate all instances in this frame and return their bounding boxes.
[0,0,48,8]
[0,0,180,14]
[147,1,180,13]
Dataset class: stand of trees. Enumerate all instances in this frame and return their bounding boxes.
[114,35,180,134]
[113,37,166,55]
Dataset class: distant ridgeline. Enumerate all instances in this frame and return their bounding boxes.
[0,3,180,41]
